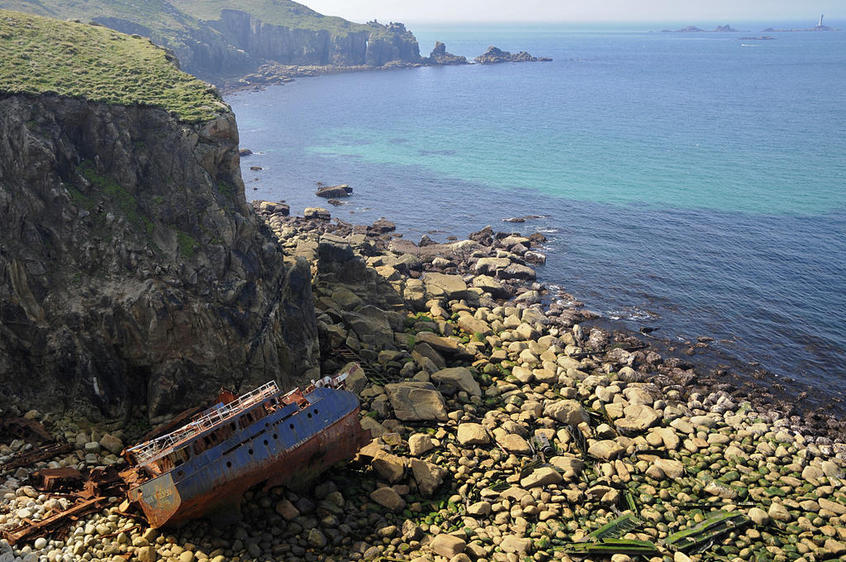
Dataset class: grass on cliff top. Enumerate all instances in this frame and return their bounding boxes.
[174,0,396,38]
[0,10,228,122]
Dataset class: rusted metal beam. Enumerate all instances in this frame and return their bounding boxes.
[0,442,73,474]
[1,496,112,546]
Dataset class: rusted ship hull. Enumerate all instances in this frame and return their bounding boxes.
[123,376,371,528]
[132,408,368,527]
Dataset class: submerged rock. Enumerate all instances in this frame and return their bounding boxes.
[316,184,353,198]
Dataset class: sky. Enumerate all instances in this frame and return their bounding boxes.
[303,0,838,24]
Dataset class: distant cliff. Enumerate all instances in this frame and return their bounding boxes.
[0,11,319,420]
[0,0,422,83]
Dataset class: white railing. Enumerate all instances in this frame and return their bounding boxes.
[127,381,280,465]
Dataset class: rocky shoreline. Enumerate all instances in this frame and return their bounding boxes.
[1,208,845,561]
[223,42,550,94]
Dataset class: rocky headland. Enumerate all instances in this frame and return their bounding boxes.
[0,0,423,86]
[474,46,552,65]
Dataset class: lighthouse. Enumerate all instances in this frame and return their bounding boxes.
[818,14,824,28]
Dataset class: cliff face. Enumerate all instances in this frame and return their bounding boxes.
[0,94,319,420]
[210,10,420,69]
[212,10,365,66]
[91,15,255,77]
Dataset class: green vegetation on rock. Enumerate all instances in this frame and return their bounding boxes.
[175,0,371,35]
[0,9,227,122]
[0,0,421,82]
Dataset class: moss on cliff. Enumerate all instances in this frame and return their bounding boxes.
[0,9,227,122]
[176,0,362,34]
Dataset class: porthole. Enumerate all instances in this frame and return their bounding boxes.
[314,409,319,415]
[307,413,312,419]
[226,461,232,468]
[263,440,268,446]
[273,434,278,439]
[248,449,254,455]
[290,424,294,429]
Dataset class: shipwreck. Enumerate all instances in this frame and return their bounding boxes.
[120,369,370,528]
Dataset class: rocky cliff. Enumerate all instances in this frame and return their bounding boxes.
[0,95,319,421]
[0,12,319,421]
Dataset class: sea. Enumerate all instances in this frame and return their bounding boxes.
[227,22,846,415]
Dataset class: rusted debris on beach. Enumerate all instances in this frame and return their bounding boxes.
[0,442,73,475]
[1,496,115,546]
[29,467,83,492]
[0,417,54,444]
[2,466,130,546]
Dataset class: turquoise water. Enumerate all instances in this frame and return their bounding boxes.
[229,23,846,411]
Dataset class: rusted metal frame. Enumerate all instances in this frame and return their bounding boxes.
[1,496,111,546]
[127,381,281,465]
[0,442,73,474]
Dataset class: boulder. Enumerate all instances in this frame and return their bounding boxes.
[496,433,532,455]
[520,466,563,488]
[275,499,300,520]
[304,207,331,220]
[467,500,492,516]
[408,433,435,456]
[500,535,533,555]
[500,263,536,281]
[474,257,511,276]
[472,275,511,298]
[415,331,473,359]
[423,272,468,300]
[369,487,405,511]
[653,459,685,479]
[343,306,395,350]
[549,455,585,477]
[316,184,352,198]
[341,362,368,395]
[614,404,661,434]
[430,534,466,558]
[412,342,446,372]
[411,458,445,496]
[98,433,123,455]
[456,311,492,336]
[457,423,490,446]
[588,439,625,460]
[431,367,481,396]
[371,452,406,483]
[544,400,589,425]
[385,382,447,421]
[257,200,290,216]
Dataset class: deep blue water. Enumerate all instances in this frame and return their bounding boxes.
[228,23,846,411]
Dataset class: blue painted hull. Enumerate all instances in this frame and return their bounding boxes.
[128,386,369,527]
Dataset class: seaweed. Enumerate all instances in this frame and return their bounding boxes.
[664,510,751,552]
[559,539,659,556]
[588,513,644,540]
